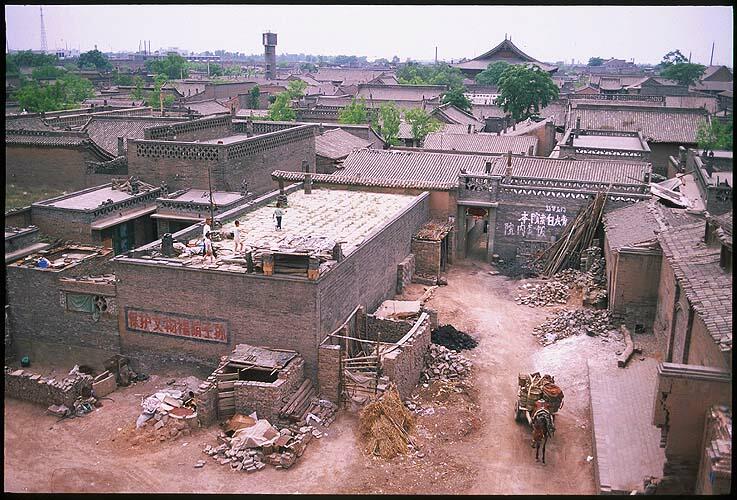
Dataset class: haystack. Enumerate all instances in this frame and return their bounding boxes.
[358,383,416,459]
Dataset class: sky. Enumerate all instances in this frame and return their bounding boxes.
[4,4,734,66]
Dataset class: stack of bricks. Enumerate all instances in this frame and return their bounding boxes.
[317,343,341,403]
[194,376,220,426]
[4,366,93,408]
[233,357,305,422]
[396,253,415,294]
[382,316,432,399]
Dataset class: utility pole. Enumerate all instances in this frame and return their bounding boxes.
[710,42,715,66]
[435,46,438,65]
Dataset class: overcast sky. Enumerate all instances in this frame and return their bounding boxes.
[4,4,734,65]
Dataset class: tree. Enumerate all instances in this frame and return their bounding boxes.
[475,61,511,86]
[403,108,442,144]
[377,103,401,146]
[397,62,465,90]
[131,76,145,100]
[248,85,261,109]
[145,54,189,79]
[660,49,688,68]
[209,64,223,77]
[441,87,472,112]
[338,98,370,124]
[78,49,112,71]
[286,79,307,99]
[112,70,133,86]
[31,65,66,80]
[8,50,58,68]
[495,64,559,123]
[697,118,733,152]
[147,74,172,112]
[300,62,317,73]
[267,92,296,121]
[588,57,604,66]
[660,63,706,86]
[14,73,94,112]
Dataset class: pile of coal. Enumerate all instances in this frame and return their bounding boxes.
[431,324,478,351]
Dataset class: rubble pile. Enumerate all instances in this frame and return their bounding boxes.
[532,308,613,346]
[431,324,478,351]
[421,344,473,383]
[359,384,416,459]
[199,398,337,472]
[515,280,571,307]
[516,255,608,308]
[135,388,197,442]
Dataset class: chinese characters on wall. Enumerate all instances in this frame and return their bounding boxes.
[503,205,568,238]
[126,308,228,343]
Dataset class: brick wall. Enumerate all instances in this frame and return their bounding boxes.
[233,356,305,422]
[412,238,441,279]
[316,193,430,343]
[4,207,33,227]
[396,253,415,294]
[365,316,415,343]
[317,343,341,402]
[5,227,41,254]
[114,262,321,377]
[685,314,731,371]
[607,248,662,329]
[4,366,93,408]
[649,143,681,177]
[654,255,678,352]
[381,315,431,399]
[193,377,219,426]
[31,205,96,244]
[5,254,119,367]
[6,146,112,192]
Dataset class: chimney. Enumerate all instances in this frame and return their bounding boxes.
[278,178,285,194]
[485,161,492,174]
[117,137,125,156]
[302,159,310,173]
[245,117,253,136]
[505,151,513,179]
[678,146,687,167]
[467,124,472,134]
[318,123,324,135]
[528,145,534,156]
[705,151,715,177]
[575,117,581,138]
[304,172,313,194]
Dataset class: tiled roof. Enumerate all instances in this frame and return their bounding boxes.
[470,104,507,119]
[165,81,207,98]
[315,128,372,160]
[534,101,568,126]
[701,65,733,81]
[485,155,650,186]
[664,95,719,113]
[185,99,230,115]
[690,80,733,93]
[5,130,88,147]
[658,221,732,352]
[84,116,188,156]
[356,84,445,102]
[568,103,708,143]
[312,68,389,85]
[500,117,552,136]
[590,75,653,87]
[442,123,478,134]
[604,199,702,250]
[431,103,484,127]
[5,115,50,131]
[423,132,538,154]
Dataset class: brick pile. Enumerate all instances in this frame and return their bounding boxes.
[532,308,613,346]
[420,344,472,383]
[515,261,607,308]
[4,366,93,408]
[199,408,335,472]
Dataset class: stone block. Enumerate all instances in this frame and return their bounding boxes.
[92,373,117,398]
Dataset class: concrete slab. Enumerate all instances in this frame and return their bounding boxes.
[373,300,422,319]
[588,357,665,494]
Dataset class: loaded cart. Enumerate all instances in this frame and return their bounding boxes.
[515,372,564,426]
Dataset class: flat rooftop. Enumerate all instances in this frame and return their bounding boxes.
[201,134,250,145]
[168,189,244,205]
[219,188,418,257]
[572,135,645,150]
[42,185,134,210]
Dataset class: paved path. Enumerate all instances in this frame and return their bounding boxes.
[588,357,665,494]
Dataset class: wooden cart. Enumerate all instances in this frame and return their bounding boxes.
[514,372,563,426]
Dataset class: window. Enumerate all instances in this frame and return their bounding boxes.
[66,293,95,313]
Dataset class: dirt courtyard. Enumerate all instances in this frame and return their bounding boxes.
[4,259,628,494]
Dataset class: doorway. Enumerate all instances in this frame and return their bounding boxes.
[465,206,489,260]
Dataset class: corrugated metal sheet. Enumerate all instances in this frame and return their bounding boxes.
[424,133,538,154]
[569,103,708,143]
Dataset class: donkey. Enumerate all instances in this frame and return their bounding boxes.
[531,405,555,464]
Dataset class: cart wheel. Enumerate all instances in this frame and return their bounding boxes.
[514,405,524,423]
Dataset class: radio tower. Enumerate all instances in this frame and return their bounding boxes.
[39,6,48,52]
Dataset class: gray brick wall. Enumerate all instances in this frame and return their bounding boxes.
[4,366,93,407]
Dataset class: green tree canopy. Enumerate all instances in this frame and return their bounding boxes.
[145,54,189,79]
[147,74,174,111]
[14,73,94,112]
[285,79,307,99]
[300,62,318,73]
[377,103,401,146]
[696,118,733,152]
[248,85,261,109]
[112,70,134,86]
[495,64,559,123]
[31,65,66,80]
[8,50,58,68]
[475,61,511,86]
[209,64,223,77]
[131,76,145,100]
[588,57,604,66]
[660,49,688,68]
[403,108,442,143]
[267,92,296,121]
[660,62,706,86]
[441,87,472,112]
[397,62,465,90]
[78,49,112,71]
[338,98,370,124]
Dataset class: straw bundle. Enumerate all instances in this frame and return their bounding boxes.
[359,383,416,459]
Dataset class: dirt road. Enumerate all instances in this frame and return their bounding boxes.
[4,259,621,494]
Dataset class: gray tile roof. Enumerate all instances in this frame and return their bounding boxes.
[84,116,188,156]
[315,128,372,160]
[185,99,230,115]
[423,132,538,154]
[5,130,88,147]
[312,68,389,85]
[658,221,732,352]
[356,84,445,102]
[5,115,51,131]
[431,103,484,127]
[569,103,709,143]
[604,199,702,250]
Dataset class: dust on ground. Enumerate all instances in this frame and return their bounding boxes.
[5,259,640,494]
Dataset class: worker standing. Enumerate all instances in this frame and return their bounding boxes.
[273,207,284,231]
[233,220,243,254]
